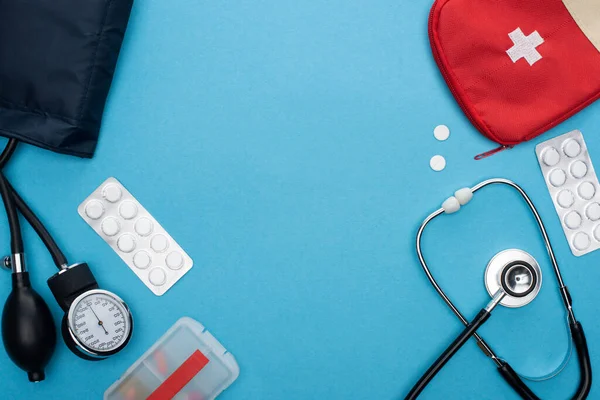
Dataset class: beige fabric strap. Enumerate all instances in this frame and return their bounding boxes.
[563,0,600,52]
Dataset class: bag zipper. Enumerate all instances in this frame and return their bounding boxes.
[474,145,513,160]
[428,1,514,160]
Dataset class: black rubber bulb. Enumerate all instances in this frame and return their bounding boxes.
[2,272,56,382]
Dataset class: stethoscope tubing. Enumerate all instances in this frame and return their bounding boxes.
[405,308,492,399]
[409,178,591,400]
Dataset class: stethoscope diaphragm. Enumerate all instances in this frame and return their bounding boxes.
[484,249,542,308]
[500,261,537,298]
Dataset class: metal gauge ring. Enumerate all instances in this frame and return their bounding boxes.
[64,289,133,359]
[484,249,542,308]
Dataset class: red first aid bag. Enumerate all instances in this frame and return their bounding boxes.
[429,0,600,155]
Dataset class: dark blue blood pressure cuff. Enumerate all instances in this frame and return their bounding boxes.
[0,0,133,158]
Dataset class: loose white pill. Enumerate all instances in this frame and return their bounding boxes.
[573,232,591,251]
[578,182,596,200]
[135,218,154,237]
[542,147,560,166]
[564,211,582,230]
[549,169,567,187]
[430,155,446,172]
[434,125,450,141]
[557,190,575,208]
[586,203,600,221]
[133,251,152,269]
[102,184,122,203]
[166,251,184,270]
[117,234,136,253]
[563,139,581,158]
[594,225,600,242]
[85,200,104,220]
[442,196,460,214]
[119,201,138,220]
[150,234,169,253]
[101,217,121,237]
[148,267,167,286]
[454,188,473,206]
[570,160,588,179]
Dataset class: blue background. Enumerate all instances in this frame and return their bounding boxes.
[2,0,600,399]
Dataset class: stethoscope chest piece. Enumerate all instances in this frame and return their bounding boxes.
[485,249,542,308]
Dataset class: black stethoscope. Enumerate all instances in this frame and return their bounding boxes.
[0,139,133,382]
[405,178,591,399]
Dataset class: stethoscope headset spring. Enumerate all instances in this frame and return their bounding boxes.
[405,178,592,400]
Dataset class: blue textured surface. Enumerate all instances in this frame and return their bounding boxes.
[2,1,600,399]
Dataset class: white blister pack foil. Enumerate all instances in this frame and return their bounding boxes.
[78,177,193,295]
[536,130,600,256]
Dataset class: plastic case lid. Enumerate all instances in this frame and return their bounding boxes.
[104,317,239,400]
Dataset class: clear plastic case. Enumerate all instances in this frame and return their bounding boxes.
[105,318,239,400]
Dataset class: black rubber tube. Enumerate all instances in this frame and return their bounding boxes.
[498,361,540,400]
[496,320,591,400]
[0,173,23,254]
[405,309,491,399]
[7,181,67,268]
[0,139,68,268]
[0,139,18,169]
[571,321,592,399]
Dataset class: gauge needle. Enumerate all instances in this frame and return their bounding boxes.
[90,306,109,335]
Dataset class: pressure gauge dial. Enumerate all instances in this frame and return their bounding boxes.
[48,263,134,360]
[65,289,133,357]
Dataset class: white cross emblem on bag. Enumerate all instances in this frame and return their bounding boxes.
[506,28,545,66]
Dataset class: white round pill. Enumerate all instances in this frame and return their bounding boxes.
[557,190,575,208]
[101,217,121,237]
[166,252,184,270]
[430,155,446,172]
[117,234,136,253]
[573,232,591,251]
[102,184,122,203]
[119,201,138,220]
[578,182,596,200]
[542,147,560,166]
[433,125,450,141]
[594,226,600,242]
[586,203,600,221]
[564,211,582,230]
[133,251,152,269]
[134,218,154,237]
[150,234,169,253]
[549,169,566,187]
[563,139,581,158]
[84,200,104,220]
[594,225,600,242]
[570,160,588,179]
[148,267,167,286]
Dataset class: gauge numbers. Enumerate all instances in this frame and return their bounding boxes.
[69,291,131,353]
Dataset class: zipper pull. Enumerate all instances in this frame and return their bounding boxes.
[474,145,513,160]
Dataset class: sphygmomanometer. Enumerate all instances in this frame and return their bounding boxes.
[0,0,134,381]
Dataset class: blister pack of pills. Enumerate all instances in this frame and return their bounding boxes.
[536,130,600,256]
[79,177,193,295]
[104,317,239,400]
